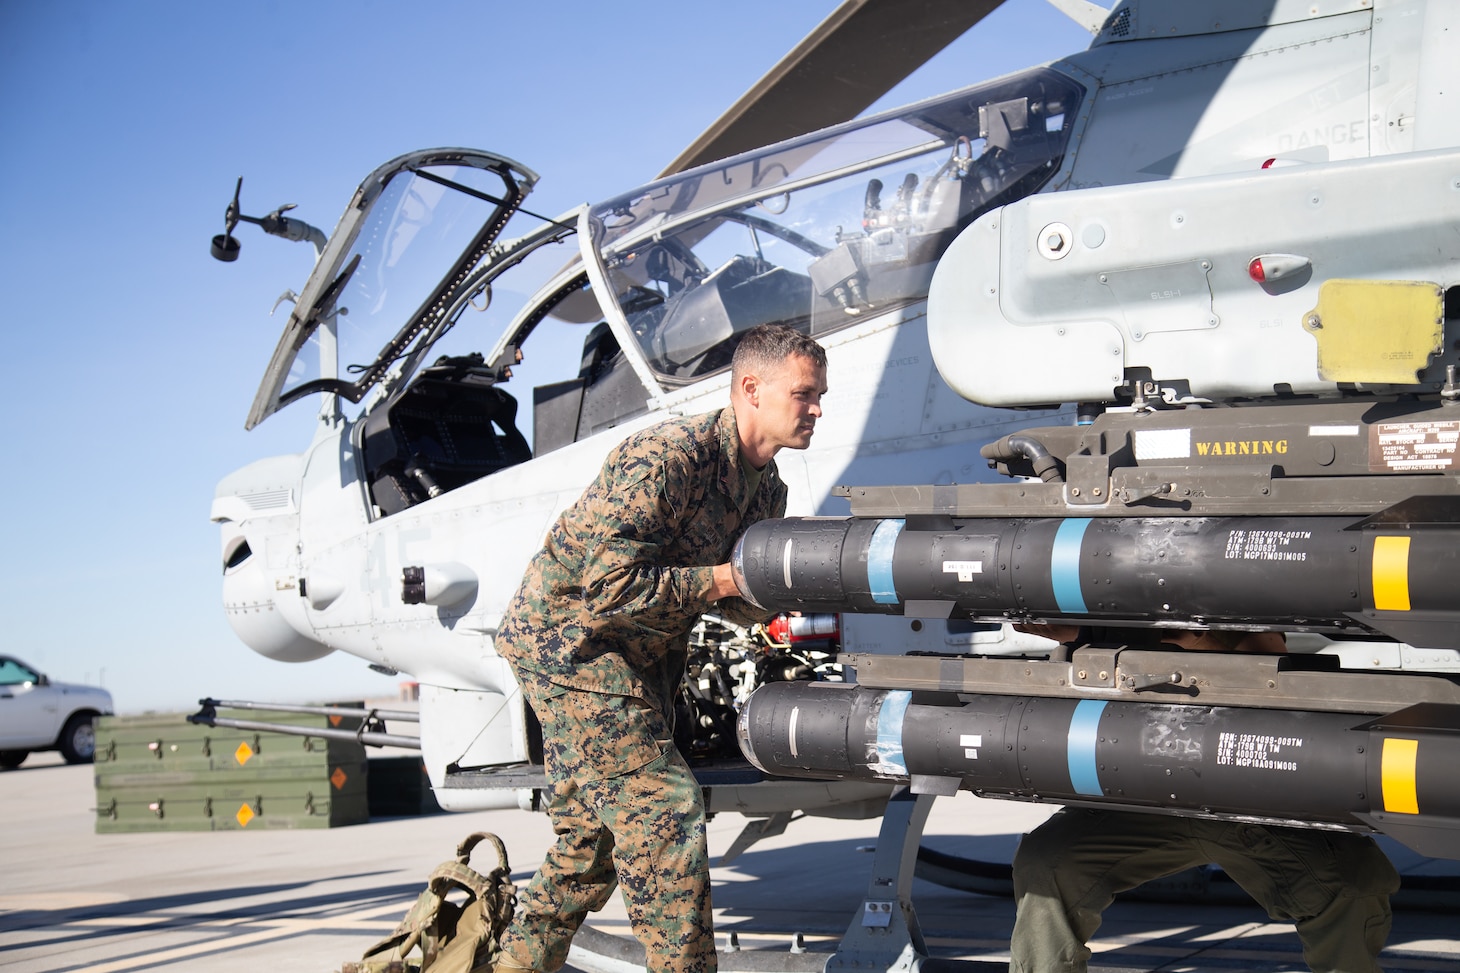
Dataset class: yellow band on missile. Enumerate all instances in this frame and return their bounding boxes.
[1371,536,1412,611]
[1381,738,1419,815]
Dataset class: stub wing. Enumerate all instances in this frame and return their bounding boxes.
[928,149,1460,407]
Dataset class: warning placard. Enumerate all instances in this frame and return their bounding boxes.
[1370,420,1460,472]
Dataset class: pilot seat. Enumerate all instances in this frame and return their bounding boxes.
[362,353,531,516]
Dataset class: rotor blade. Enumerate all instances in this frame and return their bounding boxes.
[660,0,1006,177]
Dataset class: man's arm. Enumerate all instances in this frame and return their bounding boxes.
[578,445,721,632]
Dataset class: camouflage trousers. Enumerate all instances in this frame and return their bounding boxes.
[1010,808,1399,973]
[497,672,716,973]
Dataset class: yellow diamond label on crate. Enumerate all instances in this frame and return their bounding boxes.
[235,742,254,765]
[236,803,256,827]
[330,766,348,790]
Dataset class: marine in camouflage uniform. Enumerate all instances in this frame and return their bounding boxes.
[494,325,826,973]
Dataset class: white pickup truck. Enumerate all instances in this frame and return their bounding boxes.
[0,655,113,768]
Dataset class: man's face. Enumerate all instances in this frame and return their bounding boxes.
[754,353,827,452]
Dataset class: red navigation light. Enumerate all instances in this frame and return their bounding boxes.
[1247,253,1311,284]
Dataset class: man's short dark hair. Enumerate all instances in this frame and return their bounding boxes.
[731,324,826,383]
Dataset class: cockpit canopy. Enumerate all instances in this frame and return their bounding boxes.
[246,149,537,429]
[244,67,1084,431]
[588,67,1084,384]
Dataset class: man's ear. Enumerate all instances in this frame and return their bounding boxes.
[738,372,759,407]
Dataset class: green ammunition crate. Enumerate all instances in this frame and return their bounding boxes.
[93,711,369,833]
[94,759,369,792]
[95,771,368,832]
[93,709,364,773]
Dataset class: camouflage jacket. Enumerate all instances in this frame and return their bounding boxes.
[495,407,786,706]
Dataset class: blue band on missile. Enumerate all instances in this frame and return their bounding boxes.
[868,519,905,605]
[1052,519,1091,613]
[874,690,911,776]
[1067,699,1106,797]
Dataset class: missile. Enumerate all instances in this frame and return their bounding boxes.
[730,515,1460,647]
[736,680,1460,859]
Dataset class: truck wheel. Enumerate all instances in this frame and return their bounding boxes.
[0,751,27,769]
[58,713,97,764]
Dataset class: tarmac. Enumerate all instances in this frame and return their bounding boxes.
[4,750,1460,973]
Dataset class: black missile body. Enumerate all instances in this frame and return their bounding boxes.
[731,515,1460,647]
[737,680,1460,859]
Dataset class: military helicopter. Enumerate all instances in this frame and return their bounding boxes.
[727,0,1460,868]
[205,0,1075,831]
[209,0,1460,962]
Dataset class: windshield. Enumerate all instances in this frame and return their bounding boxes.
[589,68,1083,382]
[247,150,538,428]
[0,658,40,686]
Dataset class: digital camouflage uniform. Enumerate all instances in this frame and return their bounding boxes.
[495,407,785,973]
[1010,807,1400,973]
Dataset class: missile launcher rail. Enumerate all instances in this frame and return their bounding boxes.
[733,391,1460,861]
[842,647,1460,714]
[837,398,1460,520]
[734,396,1460,648]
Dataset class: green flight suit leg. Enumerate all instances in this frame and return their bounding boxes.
[1010,808,1398,973]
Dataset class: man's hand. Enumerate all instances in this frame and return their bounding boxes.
[709,562,740,601]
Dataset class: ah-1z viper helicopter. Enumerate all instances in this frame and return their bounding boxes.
[207,0,1074,830]
[211,0,1460,929]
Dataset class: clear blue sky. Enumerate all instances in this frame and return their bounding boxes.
[0,1,1091,714]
